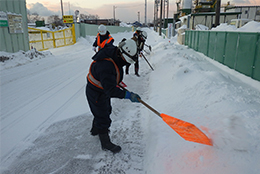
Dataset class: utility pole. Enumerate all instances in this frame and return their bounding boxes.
[113,6,116,25]
[138,12,140,22]
[159,0,163,35]
[162,0,169,30]
[145,0,147,26]
[163,0,165,27]
[68,2,70,15]
[60,0,64,22]
[215,0,221,27]
[166,0,169,28]
[154,0,159,31]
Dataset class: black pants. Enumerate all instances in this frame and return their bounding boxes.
[125,58,139,74]
[86,84,112,133]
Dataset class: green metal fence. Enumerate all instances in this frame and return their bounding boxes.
[185,30,260,81]
[74,23,133,40]
[0,0,29,53]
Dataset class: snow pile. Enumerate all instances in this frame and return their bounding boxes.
[0,49,52,69]
[120,22,133,27]
[211,21,260,32]
[211,23,238,31]
[35,27,52,31]
[196,24,209,30]
[141,31,260,173]
[237,21,260,32]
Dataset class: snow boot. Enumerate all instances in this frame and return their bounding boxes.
[99,133,121,153]
[90,126,99,136]
[90,125,110,136]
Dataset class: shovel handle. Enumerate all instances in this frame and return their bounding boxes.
[138,98,161,117]
[140,53,154,71]
[119,85,161,117]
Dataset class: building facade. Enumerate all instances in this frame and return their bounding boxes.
[225,6,260,21]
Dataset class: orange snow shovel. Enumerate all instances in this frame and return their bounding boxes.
[121,86,213,146]
[139,99,213,146]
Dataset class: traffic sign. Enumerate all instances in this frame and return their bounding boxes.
[63,15,73,23]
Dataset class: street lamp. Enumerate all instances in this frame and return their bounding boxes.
[75,10,79,23]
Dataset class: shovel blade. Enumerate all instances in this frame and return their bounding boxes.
[160,113,213,146]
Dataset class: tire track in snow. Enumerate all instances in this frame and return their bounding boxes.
[1,56,87,121]
[1,68,87,162]
[0,54,83,86]
[1,67,85,133]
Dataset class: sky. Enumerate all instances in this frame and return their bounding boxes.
[25,0,260,23]
[26,0,157,23]
[1,21,260,173]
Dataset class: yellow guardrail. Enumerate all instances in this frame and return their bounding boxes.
[28,24,76,51]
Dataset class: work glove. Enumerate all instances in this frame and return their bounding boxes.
[124,91,141,103]
[92,46,96,52]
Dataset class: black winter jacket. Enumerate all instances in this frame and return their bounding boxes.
[87,44,127,98]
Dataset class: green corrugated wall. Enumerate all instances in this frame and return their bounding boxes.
[74,23,132,39]
[185,30,260,81]
[0,0,29,53]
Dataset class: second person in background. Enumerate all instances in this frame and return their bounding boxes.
[125,27,147,77]
[92,24,114,52]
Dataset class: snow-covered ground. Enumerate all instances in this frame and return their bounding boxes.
[1,23,260,174]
